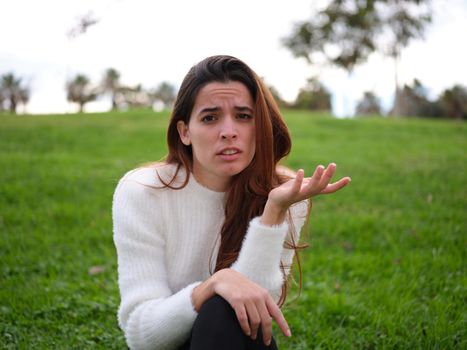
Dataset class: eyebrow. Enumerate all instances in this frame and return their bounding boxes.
[198,106,254,114]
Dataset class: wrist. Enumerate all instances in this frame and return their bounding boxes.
[261,200,288,226]
[192,277,216,312]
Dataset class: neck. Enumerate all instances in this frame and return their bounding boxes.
[191,169,230,192]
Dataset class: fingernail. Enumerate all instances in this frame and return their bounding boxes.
[287,329,292,337]
[266,339,271,346]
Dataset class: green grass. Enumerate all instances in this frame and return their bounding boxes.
[1,110,465,349]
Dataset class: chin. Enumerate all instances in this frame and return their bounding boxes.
[221,164,248,177]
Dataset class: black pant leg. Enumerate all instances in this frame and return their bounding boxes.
[189,295,245,350]
[188,295,278,350]
[246,327,278,350]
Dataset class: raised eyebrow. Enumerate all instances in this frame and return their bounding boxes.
[235,106,254,113]
[198,106,220,115]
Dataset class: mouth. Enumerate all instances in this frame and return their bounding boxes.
[217,148,241,155]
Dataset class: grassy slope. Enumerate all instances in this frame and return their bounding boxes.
[0,110,465,349]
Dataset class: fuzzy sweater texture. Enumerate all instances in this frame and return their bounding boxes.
[112,164,308,350]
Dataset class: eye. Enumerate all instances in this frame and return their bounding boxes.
[201,115,217,123]
[237,113,253,120]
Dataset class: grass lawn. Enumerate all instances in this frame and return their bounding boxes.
[0,110,465,349]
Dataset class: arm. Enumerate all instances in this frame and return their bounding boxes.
[232,163,350,295]
[113,176,200,350]
[192,163,349,345]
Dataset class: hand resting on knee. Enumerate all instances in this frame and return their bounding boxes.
[191,268,290,347]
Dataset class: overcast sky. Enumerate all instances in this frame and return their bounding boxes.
[1,0,466,116]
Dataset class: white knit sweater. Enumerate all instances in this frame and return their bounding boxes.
[112,163,308,350]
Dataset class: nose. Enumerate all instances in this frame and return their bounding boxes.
[220,117,238,140]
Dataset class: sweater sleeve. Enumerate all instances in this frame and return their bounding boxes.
[112,176,200,350]
[231,199,309,298]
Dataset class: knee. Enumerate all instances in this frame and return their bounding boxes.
[199,295,233,316]
[189,296,246,349]
[192,295,240,336]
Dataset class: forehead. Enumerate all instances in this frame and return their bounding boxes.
[194,81,254,107]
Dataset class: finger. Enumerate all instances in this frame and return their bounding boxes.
[301,164,325,192]
[312,164,325,180]
[317,163,337,189]
[321,177,351,194]
[245,300,261,340]
[257,300,273,346]
[292,169,304,194]
[266,297,291,338]
[306,164,324,188]
[234,304,251,337]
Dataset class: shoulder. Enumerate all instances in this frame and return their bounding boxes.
[119,162,177,185]
[113,162,186,203]
[117,162,186,189]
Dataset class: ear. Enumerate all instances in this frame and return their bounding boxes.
[177,120,191,146]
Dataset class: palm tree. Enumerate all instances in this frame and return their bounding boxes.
[101,68,120,110]
[1,73,30,113]
[66,74,96,113]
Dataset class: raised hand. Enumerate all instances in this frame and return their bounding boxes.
[262,163,350,225]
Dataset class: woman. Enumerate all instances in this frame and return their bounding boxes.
[113,55,350,350]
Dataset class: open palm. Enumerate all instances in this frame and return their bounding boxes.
[269,163,350,209]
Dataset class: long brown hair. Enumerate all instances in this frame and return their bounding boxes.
[164,55,305,303]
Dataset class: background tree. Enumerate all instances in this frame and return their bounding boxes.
[66,74,97,113]
[116,84,150,109]
[101,68,120,111]
[390,78,443,117]
[267,84,288,108]
[293,77,332,111]
[1,73,30,114]
[356,91,382,116]
[440,85,467,120]
[150,82,176,110]
[0,88,4,112]
[283,0,432,116]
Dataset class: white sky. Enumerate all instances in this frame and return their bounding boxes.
[1,0,466,116]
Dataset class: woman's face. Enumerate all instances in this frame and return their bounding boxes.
[177,81,256,192]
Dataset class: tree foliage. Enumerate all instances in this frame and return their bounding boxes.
[100,68,120,110]
[150,82,176,110]
[356,91,382,115]
[66,74,97,113]
[294,77,332,111]
[115,84,151,109]
[0,73,30,113]
[391,79,443,118]
[267,84,288,108]
[283,0,432,72]
[441,85,467,120]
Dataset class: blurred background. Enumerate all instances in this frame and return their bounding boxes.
[1,0,466,118]
[1,1,466,349]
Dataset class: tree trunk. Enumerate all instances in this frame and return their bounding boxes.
[9,97,17,114]
[112,93,118,110]
[392,53,401,117]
